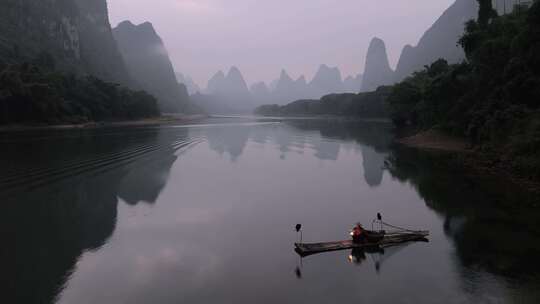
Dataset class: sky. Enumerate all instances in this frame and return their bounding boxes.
[107,0,455,88]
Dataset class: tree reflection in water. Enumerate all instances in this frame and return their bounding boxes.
[386,146,540,299]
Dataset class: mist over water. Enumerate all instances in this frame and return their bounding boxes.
[3,118,539,304]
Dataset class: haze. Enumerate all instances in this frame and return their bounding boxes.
[108,0,454,87]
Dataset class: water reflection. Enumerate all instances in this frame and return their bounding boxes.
[3,119,540,304]
[117,130,185,205]
[4,173,120,304]
[199,119,392,187]
[1,127,196,303]
[386,146,540,300]
[361,146,386,187]
[205,125,250,162]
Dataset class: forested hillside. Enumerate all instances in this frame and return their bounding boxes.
[0,0,162,124]
[389,1,540,178]
[254,87,390,118]
[0,62,159,124]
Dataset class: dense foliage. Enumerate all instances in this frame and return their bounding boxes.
[0,62,160,125]
[389,1,540,178]
[254,86,391,118]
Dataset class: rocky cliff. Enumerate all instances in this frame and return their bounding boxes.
[113,21,190,113]
[0,0,130,84]
[0,0,80,67]
[394,0,478,82]
[74,0,131,84]
[361,37,394,92]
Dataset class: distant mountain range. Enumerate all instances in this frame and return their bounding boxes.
[365,0,479,89]
[361,0,479,91]
[0,0,480,116]
[193,64,363,113]
[197,0,479,114]
[207,67,252,109]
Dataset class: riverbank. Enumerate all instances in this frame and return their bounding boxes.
[0,114,209,133]
[397,130,540,198]
[397,130,471,153]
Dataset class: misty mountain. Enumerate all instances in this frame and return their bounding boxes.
[191,92,238,114]
[0,0,131,85]
[201,1,481,111]
[250,82,271,105]
[361,37,394,92]
[204,67,252,111]
[309,64,344,96]
[270,70,309,105]
[199,65,365,113]
[273,70,296,95]
[207,71,226,94]
[343,74,363,92]
[225,67,252,99]
[251,82,270,95]
[113,21,190,113]
[393,0,478,82]
[176,73,201,95]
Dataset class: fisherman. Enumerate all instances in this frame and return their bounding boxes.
[351,223,367,244]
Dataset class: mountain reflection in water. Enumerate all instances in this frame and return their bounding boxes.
[2,127,194,303]
[2,118,539,304]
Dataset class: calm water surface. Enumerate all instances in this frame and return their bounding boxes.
[3,118,540,303]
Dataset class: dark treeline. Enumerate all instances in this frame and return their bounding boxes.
[254,86,390,118]
[386,146,540,281]
[0,57,160,125]
[389,1,540,178]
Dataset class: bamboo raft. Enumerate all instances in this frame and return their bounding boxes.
[294,231,429,257]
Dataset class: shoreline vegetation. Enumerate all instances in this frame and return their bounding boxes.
[0,114,208,133]
[256,1,540,190]
[254,86,391,118]
[0,62,162,125]
[389,1,540,187]
[397,129,470,153]
[397,129,540,196]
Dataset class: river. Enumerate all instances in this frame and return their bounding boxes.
[3,117,540,303]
